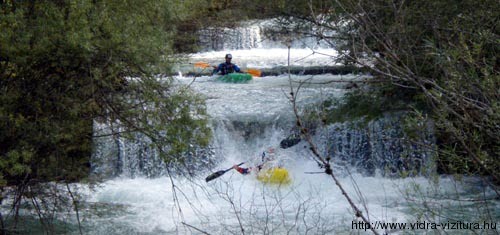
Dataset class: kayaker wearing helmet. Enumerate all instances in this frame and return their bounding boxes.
[213,53,241,75]
[233,147,277,175]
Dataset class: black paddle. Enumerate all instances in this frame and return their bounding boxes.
[280,133,301,149]
[205,162,245,182]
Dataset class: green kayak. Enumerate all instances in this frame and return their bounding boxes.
[216,73,252,83]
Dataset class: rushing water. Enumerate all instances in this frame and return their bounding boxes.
[3,21,498,235]
[77,47,498,234]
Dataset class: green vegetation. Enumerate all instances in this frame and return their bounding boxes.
[0,0,215,232]
[320,89,417,125]
[0,0,212,185]
[0,0,497,233]
[267,0,499,182]
[188,0,498,181]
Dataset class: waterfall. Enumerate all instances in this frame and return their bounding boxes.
[319,113,436,177]
[91,20,435,179]
[198,19,331,51]
[91,120,215,178]
[8,19,493,235]
[91,78,435,179]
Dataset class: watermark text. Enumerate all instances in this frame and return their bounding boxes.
[352,220,497,231]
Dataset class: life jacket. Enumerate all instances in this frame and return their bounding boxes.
[219,62,236,75]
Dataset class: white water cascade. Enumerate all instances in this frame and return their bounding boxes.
[6,20,497,235]
[78,20,498,234]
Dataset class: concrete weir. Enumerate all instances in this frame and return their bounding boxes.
[184,65,364,77]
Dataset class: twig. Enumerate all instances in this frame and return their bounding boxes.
[66,183,83,235]
[181,222,211,235]
[29,188,47,232]
[286,45,380,235]
[0,187,5,235]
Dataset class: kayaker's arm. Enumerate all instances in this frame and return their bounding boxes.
[233,64,242,73]
[233,165,251,174]
[212,64,222,75]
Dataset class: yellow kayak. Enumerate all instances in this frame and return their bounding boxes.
[256,167,291,185]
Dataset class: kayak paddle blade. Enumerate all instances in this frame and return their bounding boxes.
[246,68,262,77]
[205,170,227,182]
[205,162,245,182]
[194,62,212,69]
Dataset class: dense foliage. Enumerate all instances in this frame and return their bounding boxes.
[0,0,497,232]
[261,0,499,182]
[0,0,211,188]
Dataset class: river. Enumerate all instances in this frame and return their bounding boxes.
[3,20,498,235]
[80,45,498,234]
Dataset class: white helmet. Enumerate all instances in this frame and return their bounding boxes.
[261,147,276,162]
